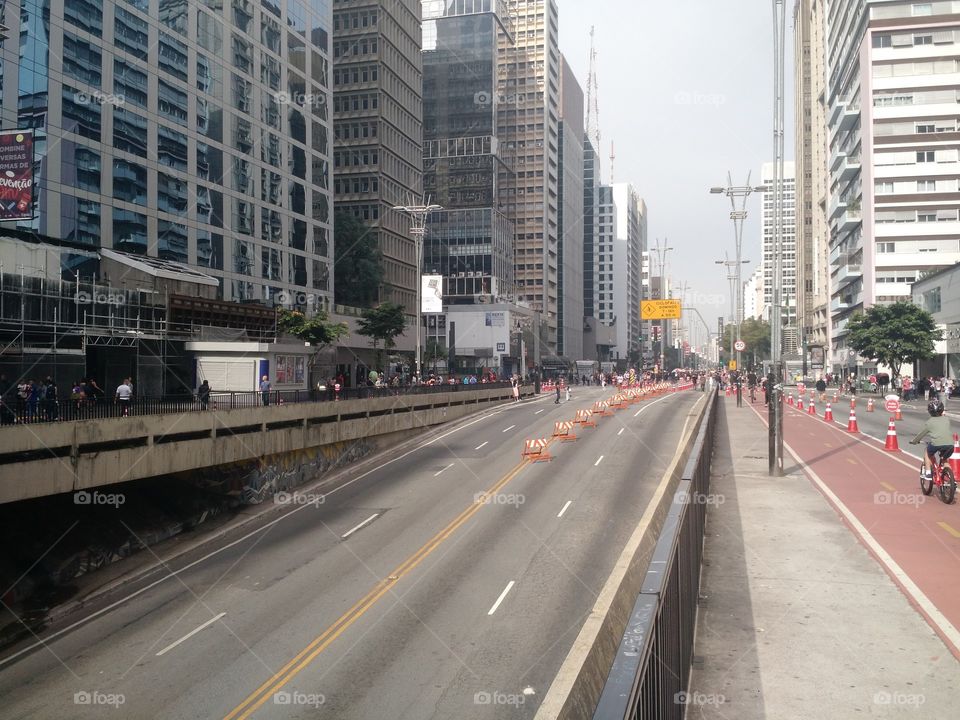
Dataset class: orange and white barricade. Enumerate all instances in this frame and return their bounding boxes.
[522,438,552,462]
[593,401,614,417]
[552,421,577,442]
[575,408,597,428]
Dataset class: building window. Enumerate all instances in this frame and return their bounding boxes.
[113,208,148,254]
[918,180,936,192]
[113,159,148,205]
[923,286,941,314]
[917,151,935,163]
[912,3,933,16]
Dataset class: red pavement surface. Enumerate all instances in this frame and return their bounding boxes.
[732,393,960,660]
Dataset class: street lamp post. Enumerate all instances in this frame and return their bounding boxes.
[392,202,442,381]
[710,177,765,381]
[652,238,673,372]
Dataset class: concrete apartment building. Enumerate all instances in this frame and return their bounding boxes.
[794,0,831,354]
[332,0,423,311]
[759,161,799,353]
[826,0,960,371]
[1,0,335,309]
[557,56,585,360]
[611,183,645,363]
[498,0,562,353]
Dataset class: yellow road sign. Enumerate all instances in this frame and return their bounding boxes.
[728,360,737,370]
[640,299,682,320]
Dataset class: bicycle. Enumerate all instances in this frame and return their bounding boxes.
[910,442,956,504]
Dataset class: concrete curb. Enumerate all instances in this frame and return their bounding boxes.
[37,390,546,629]
[534,391,711,720]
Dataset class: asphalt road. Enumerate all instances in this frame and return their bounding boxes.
[0,385,702,719]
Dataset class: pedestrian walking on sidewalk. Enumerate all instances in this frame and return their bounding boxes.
[198,380,210,410]
[555,384,561,404]
[115,378,132,417]
[260,375,271,406]
[565,385,571,402]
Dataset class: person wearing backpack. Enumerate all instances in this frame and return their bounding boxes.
[44,378,59,421]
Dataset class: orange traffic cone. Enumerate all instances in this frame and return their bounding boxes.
[850,397,857,410]
[884,418,900,452]
[951,434,960,478]
[833,391,839,403]
[846,408,859,433]
[824,403,834,422]
[808,400,816,416]
[895,406,903,421]
[867,399,874,413]
[788,394,794,406]
[798,397,805,411]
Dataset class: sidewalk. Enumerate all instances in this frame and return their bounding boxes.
[687,401,959,719]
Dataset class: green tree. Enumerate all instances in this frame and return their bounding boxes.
[277,308,348,373]
[356,302,408,371]
[719,318,770,367]
[847,301,940,380]
[425,338,447,373]
[334,211,383,308]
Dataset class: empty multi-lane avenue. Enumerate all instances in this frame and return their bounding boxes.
[0,386,701,719]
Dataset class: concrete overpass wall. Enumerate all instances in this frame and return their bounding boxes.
[0,386,530,504]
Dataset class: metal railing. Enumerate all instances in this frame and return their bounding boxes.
[593,388,718,720]
[0,381,515,426]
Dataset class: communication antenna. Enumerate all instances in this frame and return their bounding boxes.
[585,26,601,151]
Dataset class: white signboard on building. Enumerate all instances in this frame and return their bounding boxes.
[422,275,443,313]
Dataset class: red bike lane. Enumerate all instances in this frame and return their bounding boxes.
[743,397,960,660]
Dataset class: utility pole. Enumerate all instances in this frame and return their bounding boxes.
[652,238,673,373]
[392,201,443,381]
[770,0,787,476]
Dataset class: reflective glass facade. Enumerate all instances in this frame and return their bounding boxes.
[422,3,515,304]
[0,0,334,309]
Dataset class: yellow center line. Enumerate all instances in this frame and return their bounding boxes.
[880,481,897,493]
[224,441,548,720]
[938,521,960,539]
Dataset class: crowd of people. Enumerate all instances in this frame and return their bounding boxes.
[0,375,139,424]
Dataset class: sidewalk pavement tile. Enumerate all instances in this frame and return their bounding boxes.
[687,401,959,719]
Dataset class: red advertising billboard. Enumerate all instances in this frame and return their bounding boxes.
[0,130,34,221]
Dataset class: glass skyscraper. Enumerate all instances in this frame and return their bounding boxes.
[421,0,515,303]
[0,0,334,310]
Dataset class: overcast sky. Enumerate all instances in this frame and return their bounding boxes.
[558,0,795,348]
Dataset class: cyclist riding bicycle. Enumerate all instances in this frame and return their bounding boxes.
[910,400,953,480]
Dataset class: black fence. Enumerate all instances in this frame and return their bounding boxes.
[593,388,718,720]
[0,381,515,426]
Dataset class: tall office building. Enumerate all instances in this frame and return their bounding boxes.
[498,0,561,352]
[760,161,798,352]
[1,0,334,309]
[420,0,515,304]
[794,0,831,354]
[557,56,584,360]
[582,136,601,321]
[333,0,422,311]
[595,185,618,330]
[826,1,960,370]
[611,183,645,362]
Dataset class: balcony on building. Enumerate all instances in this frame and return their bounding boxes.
[830,295,854,313]
[838,152,861,181]
[834,263,862,288]
[839,207,862,232]
[828,97,859,133]
[829,195,848,220]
